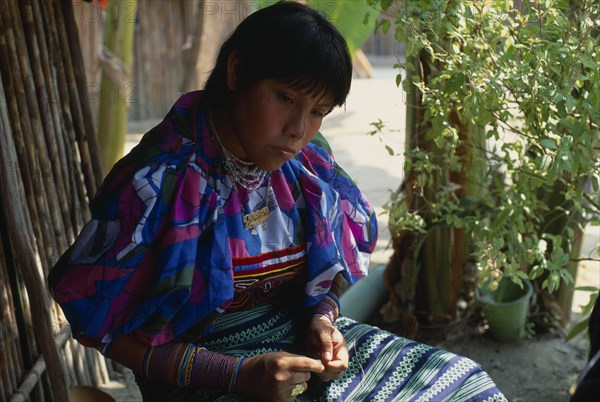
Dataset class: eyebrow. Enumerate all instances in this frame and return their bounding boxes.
[277,80,334,110]
[309,91,334,109]
[317,102,334,111]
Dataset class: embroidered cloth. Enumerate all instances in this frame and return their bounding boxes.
[48,91,377,347]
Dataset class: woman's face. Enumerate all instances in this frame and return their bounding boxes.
[226,78,334,172]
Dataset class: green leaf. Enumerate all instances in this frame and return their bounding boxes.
[402,79,413,94]
[516,271,529,280]
[380,19,391,34]
[574,286,600,292]
[529,265,544,280]
[406,38,417,57]
[539,138,558,150]
[396,73,402,88]
[307,0,379,55]
[565,318,589,341]
[580,55,598,70]
[380,0,393,10]
[444,73,465,95]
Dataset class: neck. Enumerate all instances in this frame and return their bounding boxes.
[209,107,248,161]
[209,108,268,191]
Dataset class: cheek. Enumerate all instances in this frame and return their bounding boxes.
[304,124,322,145]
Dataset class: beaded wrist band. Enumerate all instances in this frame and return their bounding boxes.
[143,343,240,391]
[228,356,246,393]
[312,293,340,324]
[190,347,239,390]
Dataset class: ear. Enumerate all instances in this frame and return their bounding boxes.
[226,51,240,91]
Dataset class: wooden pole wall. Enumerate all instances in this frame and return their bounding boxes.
[0,1,110,401]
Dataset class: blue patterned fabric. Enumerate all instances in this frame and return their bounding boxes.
[165,302,507,402]
[48,91,377,348]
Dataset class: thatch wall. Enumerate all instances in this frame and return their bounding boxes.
[73,0,243,123]
[0,1,117,401]
[76,0,398,124]
[130,0,246,121]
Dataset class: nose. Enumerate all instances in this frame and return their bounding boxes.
[285,108,306,140]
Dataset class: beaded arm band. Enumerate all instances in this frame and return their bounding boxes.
[311,273,344,324]
[143,342,245,392]
[312,293,340,324]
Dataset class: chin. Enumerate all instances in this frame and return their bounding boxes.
[262,161,286,173]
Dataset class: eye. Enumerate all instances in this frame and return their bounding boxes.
[311,110,326,118]
[278,92,294,104]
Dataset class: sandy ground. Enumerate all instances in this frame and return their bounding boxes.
[98,58,599,402]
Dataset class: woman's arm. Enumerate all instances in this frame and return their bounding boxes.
[305,272,349,381]
[311,272,345,324]
[107,334,325,401]
[107,334,240,389]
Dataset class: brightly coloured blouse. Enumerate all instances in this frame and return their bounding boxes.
[48,91,378,348]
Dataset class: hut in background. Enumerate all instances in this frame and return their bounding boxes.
[73,0,247,125]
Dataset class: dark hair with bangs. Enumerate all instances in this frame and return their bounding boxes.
[203,1,352,108]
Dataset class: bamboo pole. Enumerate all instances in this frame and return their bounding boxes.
[8,358,45,402]
[0,0,116,398]
[29,0,70,188]
[42,1,92,228]
[0,9,49,395]
[50,0,99,200]
[62,341,77,388]
[30,0,85,242]
[85,348,100,387]
[61,0,104,190]
[55,0,113,388]
[0,314,13,402]
[0,0,52,275]
[8,326,71,402]
[0,280,19,400]
[7,0,66,268]
[21,0,75,248]
[0,237,20,402]
[72,342,91,386]
[0,65,70,402]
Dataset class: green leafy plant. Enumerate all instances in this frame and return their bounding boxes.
[369,0,599,334]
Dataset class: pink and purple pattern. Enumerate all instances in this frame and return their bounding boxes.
[49,91,378,348]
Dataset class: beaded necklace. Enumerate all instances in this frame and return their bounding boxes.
[209,110,271,229]
[209,110,268,192]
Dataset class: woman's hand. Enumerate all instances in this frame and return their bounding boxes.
[236,351,325,401]
[306,315,349,382]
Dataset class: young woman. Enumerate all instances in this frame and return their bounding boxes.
[49,2,506,401]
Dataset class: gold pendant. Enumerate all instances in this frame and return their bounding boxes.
[243,205,270,229]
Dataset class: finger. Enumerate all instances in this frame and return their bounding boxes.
[287,356,325,373]
[316,370,341,382]
[331,341,349,364]
[318,330,334,363]
[289,371,311,385]
[324,359,347,373]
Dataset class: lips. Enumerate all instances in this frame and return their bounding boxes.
[275,145,297,157]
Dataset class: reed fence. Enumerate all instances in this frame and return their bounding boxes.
[0,1,118,401]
